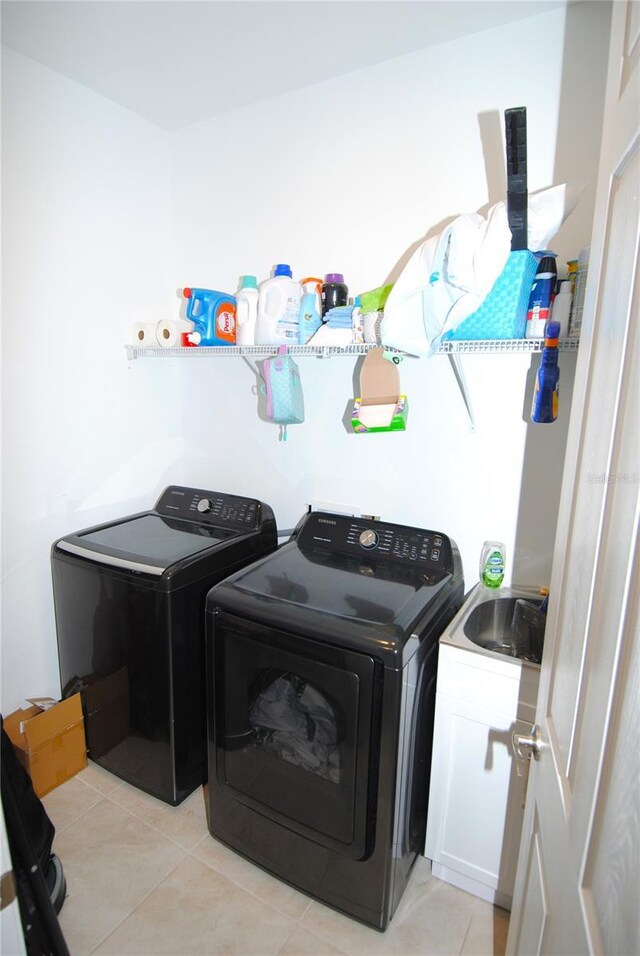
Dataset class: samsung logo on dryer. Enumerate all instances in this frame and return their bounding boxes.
[316,517,337,526]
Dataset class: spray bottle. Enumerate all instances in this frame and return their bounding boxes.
[531,320,560,423]
[183,288,236,346]
[525,255,557,338]
[298,277,323,344]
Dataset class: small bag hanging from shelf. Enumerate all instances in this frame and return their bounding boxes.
[258,346,305,441]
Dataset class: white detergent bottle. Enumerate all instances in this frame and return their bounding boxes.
[235,275,259,345]
[255,264,301,345]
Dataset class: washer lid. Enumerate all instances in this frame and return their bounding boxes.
[57,514,236,575]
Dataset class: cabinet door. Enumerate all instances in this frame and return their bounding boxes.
[425,692,530,905]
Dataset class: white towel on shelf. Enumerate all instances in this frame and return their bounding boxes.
[306,325,353,347]
[381,183,581,356]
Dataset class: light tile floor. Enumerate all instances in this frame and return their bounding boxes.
[42,764,509,956]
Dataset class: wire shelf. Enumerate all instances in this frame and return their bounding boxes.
[437,337,581,354]
[124,343,401,360]
[125,338,580,360]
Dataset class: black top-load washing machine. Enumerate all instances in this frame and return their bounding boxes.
[205,511,464,930]
[51,485,276,806]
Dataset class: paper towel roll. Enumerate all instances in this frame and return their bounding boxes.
[156,318,195,348]
[131,322,158,348]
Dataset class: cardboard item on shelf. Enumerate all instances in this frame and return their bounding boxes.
[3,694,87,797]
[351,348,408,433]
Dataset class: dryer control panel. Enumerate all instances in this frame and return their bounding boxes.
[156,486,261,531]
[298,512,453,572]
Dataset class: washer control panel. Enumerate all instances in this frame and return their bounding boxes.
[156,486,261,531]
[298,512,453,571]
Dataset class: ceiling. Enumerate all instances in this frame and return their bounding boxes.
[1,1,565,131]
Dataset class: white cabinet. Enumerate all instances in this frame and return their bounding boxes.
[424,634,540,910]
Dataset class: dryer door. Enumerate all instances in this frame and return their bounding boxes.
[210,610,382,860]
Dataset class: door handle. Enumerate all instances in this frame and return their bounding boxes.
[512,725,542,778]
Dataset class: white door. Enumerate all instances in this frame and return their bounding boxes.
[507,2,640,954]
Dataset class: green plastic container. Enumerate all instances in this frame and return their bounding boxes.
[480,540,506,588]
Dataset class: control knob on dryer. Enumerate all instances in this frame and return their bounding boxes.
[197,498,212,514]
[359,529,379,550]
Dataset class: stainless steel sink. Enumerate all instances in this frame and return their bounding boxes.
[440,584,547,665]
[464,596,544,662]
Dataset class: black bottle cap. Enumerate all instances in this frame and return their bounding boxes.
[537,255,557,275]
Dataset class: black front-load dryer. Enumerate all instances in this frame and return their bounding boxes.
[51,485,276,805]
[205,511,464,929]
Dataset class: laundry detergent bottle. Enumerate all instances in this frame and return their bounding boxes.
[183,288,236,345]
[298,277,323,344]
[255,264,302,345]
[235,275,259,346]
[321,273,348,317]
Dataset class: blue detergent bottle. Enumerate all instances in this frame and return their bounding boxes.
[183,287,237,346]
[531,321,561,423]
[298,277,323,344]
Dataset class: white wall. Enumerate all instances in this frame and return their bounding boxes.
[1,50,179,713]
[0,1,611,714]
[170,4,609,583]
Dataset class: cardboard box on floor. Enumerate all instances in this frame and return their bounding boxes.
[351,348,408,433]
[3,694,87,797]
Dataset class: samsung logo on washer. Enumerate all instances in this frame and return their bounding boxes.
[317,517,337,526]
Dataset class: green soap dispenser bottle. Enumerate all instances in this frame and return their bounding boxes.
[480,540,506,588]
